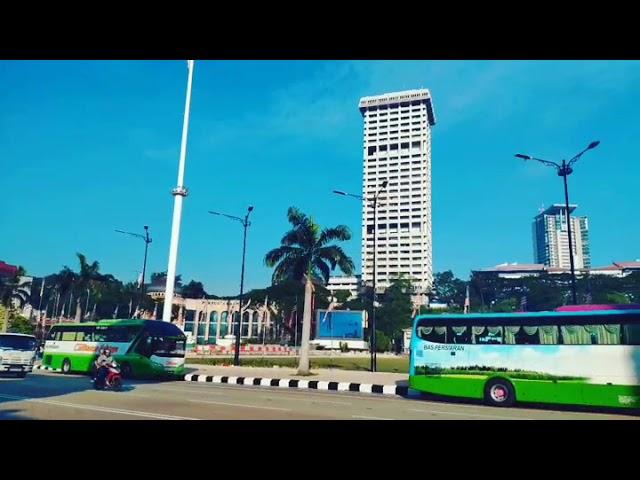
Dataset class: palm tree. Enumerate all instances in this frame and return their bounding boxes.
[72,253,108,322]
[0,268,31,333]
[265,207,354,375]
[53,267,76,320]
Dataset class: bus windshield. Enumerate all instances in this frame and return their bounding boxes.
[152,337,186,358]
[0,335,37,351]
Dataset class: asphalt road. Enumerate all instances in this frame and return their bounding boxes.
[0,371,637,420]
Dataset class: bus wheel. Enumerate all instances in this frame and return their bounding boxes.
[61,358,72,374]
[484,378,515,407]
[120,363,132,379]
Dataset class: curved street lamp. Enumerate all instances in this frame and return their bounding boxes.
[515,141,600,304]
[208,206,254,366]
[333,180,388,372]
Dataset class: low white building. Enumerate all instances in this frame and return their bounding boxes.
[476,261,640,279]
[327,275,361,302]
[474,263,580,279]
[590,261,640,277]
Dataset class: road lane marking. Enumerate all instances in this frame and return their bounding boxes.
[189,399,291,411]
[0,393,197,420]
[407,408,528,420]
[117,392,153,398]
[260,395,351,406]
[144,386,226,396]
[352,415,393,420]
[148,383,353,406]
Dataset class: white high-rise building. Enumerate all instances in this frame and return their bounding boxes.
[358,89,436,302]
[532,204,591,270]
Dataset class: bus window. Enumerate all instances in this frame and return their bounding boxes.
[518,326,540,345]
[152,337,186,357]
[623,324,640,345]
[94,329,108,342]
[75,326,95,342]
[135,335,154,357]
[600,324,621,344]
[109,327,129,342]
[561,325,592,345]
[448,326,470,344]
[504,326,520,345]
[581,325,616,345]
[61,330,77,341]
[48,329,61,341]
[539,325,559,344]
[415,325,446,343]
[473,326,503,344]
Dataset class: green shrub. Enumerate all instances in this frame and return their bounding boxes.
[375,330,391,352]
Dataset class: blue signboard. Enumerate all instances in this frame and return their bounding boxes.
[316,310,365,340]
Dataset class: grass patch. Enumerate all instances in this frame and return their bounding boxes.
[187,356,410,373]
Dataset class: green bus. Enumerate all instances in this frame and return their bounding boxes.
[43,319,186,378]
[409,307,640,409]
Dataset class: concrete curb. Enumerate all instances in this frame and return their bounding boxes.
[183,373,420,398]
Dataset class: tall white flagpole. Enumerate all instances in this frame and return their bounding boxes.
[163,60,195,322]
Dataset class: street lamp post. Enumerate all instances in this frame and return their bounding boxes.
[115,226,152,298]
[515,141,600,304]
[334,180,387,372]
[209,206,254,366]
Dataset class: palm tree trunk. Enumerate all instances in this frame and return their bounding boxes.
[1,304,8,333]
[75,296,82,322]
[297,276,314,375]
[53,291,60,320]
[68,292,74,319]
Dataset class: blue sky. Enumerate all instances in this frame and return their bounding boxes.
[1,60,639,295]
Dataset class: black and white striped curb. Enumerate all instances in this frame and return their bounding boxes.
[183,373,420,397]
[33,365,60,372]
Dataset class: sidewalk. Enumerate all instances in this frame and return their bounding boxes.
[183,364,415,397]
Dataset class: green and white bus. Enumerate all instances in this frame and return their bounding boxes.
[409,307,640,409]
[43,319,186,378]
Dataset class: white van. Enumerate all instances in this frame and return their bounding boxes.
[0,333,37,377]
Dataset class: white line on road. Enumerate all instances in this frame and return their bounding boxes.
[189,399,291,411]
[407,408,528,420]
[145,386,226,396]
[147,383,352,405]
[0,394,197,420]
[117,392,153,398]
[260,395,351,406]
[352,415,394,420]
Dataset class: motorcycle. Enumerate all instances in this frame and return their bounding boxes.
[93,361,123,391]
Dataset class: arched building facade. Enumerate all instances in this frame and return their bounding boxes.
[173,297,273,345]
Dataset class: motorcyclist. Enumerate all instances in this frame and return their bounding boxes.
[94,348,114,386]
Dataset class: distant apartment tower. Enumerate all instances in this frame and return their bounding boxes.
[359,89,436,300]
[533,204,591,270]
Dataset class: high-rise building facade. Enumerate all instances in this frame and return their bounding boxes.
[532,204,591,270]
[358,89,436,300]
